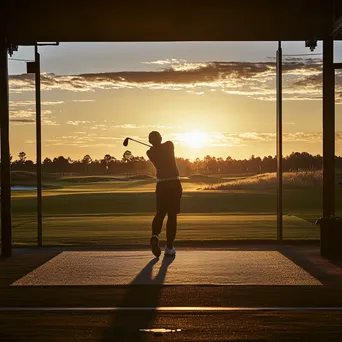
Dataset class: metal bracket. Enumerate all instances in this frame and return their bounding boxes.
[305,40,317,52]
[7,44,18,56]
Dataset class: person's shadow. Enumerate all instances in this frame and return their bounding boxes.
[102,256,175,341]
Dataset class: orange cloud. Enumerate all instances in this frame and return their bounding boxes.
[9,58,340,102]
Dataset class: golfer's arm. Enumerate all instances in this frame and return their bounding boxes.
[165,141,174,150]
[146,150,156,163]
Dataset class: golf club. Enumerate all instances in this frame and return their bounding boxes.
[123,137,152,148]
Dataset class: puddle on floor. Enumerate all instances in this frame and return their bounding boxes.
[139,328,182,333]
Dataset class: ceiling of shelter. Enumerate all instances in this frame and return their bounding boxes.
[334,1,342,37]
[2,0,339,43]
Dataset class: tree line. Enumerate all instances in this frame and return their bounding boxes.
[6,151,336,176]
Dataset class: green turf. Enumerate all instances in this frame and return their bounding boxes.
[6,174,325,246]
[11,214,317,246]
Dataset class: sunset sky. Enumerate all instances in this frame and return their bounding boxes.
[8,41,342,162]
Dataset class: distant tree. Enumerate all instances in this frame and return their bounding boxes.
[16,151,328,176]
[82,155,92,165]
[249,155,262,173]
[71,160,83,176]
[193,158,204,174]
[18,151,26,164]
[204,155,218,174]
[53,156,69,175]
[42,158,52,173]
[102,154,115,173]
[82,155,92,174]
[176,157,192,176]
[122,150,133,163]
[121,150,134,175]
[216,157,225,173]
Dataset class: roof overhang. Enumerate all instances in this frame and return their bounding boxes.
[3,0,337,44]
[333,16,342,37]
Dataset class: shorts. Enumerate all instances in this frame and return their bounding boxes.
[156,179,182,214]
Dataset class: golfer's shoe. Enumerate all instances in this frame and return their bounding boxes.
[150,235,161,258]
[164,246,176,257]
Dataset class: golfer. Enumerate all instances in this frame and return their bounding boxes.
[146,131,182,257]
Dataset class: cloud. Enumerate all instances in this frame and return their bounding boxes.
[45,133,118,149]
[9,58,338,102]
[9,100,64,108]
[111,124,139,129]
[143,59,210,72]
[142,59,187,66]
[187,91,205,95]
[9,101,35,107]
[10,109,59,126]
[10,118,35,123]
[170,131,327,148]
[42,101,65,106]
[44,130,342,152]
[72,99,95,102]
[66,120,94,126]
[68,121,183,130]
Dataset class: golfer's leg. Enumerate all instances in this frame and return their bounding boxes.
[151,211,165,258]
[166,213,177,249]
[152,212,166,236]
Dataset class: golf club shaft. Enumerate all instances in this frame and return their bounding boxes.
[129,138,152,148]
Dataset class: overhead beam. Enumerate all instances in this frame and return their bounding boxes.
[5,0,334,43]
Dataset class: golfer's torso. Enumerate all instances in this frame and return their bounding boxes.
[150,142,179,180]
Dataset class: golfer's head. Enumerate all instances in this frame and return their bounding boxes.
[149,131,162,147]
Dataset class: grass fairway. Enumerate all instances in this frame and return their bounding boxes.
[12,214,318,246]
[7,174,322,246]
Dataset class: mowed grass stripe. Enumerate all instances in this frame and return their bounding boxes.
[11,215,318,246]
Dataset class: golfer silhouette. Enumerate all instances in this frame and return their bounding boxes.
[146,131,182,257]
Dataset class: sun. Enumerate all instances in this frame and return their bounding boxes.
[177,131,208,148]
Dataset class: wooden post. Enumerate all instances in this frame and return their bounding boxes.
[322,38,335,218]
[35,45,43,246]
[0,41,12,257]
[276,41,283,240]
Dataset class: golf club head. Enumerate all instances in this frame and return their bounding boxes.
[123,137,129,147]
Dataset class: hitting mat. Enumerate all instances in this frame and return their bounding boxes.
[12,251,321,286]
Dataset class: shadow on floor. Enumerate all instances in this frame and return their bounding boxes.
[0,249,62,286]
[101,255,174,341]
[278,245,342,285]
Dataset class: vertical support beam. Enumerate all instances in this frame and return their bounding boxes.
[0,42,12,257]
[35,45,43,246]
[276,41,283,241]
[323,38,335,217]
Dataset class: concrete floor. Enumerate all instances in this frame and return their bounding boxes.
[13,250,321,286]
[2,311,342,342]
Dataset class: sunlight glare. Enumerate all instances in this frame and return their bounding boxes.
[176,131,208,148]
